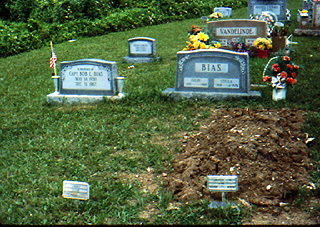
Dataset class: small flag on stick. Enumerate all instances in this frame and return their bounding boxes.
[50,51,57,69]
[50,42,57,76]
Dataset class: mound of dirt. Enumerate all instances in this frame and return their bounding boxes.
[165,108,318,224]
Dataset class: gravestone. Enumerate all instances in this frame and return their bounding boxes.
[214,7,232,17]
[294,0,320,36]
[47,59,123,104]
[248,0,287,22]
[162,49,261,100]
[123,37,161,63]
[207,19,268,48]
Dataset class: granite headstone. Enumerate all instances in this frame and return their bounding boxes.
[248,0,287,22]
[47,59,122,104]
[207,19,268,48]
[123,37,161,63]
[162,49,261,100]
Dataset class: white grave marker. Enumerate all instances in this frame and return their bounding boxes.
[62,180,90,200]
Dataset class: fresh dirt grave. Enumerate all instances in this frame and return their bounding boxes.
[165,108,319,225]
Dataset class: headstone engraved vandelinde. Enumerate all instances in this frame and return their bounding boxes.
[207,19,268,48]
[123,37,161,63]
[162,49,261,100]
[248,0,287,22]
[47,59,122,104]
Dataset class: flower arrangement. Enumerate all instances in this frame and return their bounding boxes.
[231,38,250,53]
[262,56,299,89]
[209,12,223,19]
[182,30,221,51]
[271,22,288,37]
[253,37,273,50]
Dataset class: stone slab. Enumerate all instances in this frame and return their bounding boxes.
[122,56,161,64]
[162,88,261,100]
[47,92,124,104]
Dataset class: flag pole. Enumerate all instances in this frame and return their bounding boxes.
[50,41,57,77]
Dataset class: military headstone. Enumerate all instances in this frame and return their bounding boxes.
[47,59,122,104]
[123,37,161,63]
[248,0,287,22]
[207,19,268,48]
[214,7,232,17]
[162,49,261,100]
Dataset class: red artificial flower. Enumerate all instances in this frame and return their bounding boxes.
[291,72,297,78]
[263,76,271,82]
[280,71,288,78]
[287,78,297,85]
[287,64,293,70]
[283,56,290,61]
[272,64,280,72]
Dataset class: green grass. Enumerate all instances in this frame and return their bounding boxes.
[0,1,319,224]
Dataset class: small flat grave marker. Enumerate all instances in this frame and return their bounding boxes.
[123,37,161,63]
[207,175,239,209]
[62,180,90,200]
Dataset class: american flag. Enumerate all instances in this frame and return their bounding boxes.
[50,51,57,69]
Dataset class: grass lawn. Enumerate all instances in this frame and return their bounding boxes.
[0,0,319,224]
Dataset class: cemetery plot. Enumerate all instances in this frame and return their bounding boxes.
[165,108,316,211]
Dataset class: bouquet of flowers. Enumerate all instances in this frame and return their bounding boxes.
[262,56,299,89]
[182,30,221,51]
[253,37,273,50]
[209,12,223,19]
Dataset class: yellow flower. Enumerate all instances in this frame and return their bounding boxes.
[189,35,197,42]
[193,40,201,49]
[197,32,209,42]
[214,42,221,48]
[199,42,207,49]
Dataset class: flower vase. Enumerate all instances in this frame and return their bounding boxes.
[272,87,287,101]
[257,49,269,58]
[271,36,287,53]
[116,76,125,97]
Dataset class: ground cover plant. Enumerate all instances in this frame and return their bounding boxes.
[0,0,319,225]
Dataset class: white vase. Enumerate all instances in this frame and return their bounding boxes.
[272,88,287,101]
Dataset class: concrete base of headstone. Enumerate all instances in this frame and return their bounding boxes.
[47,92,125,104]
[293,29,320,36]
[162,88,261,100]
[122,56,161,64]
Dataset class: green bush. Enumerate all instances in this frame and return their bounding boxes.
[0,0,248,58]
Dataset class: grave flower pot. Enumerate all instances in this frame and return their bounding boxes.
[272,87,287,101]
[257,49,269,58]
